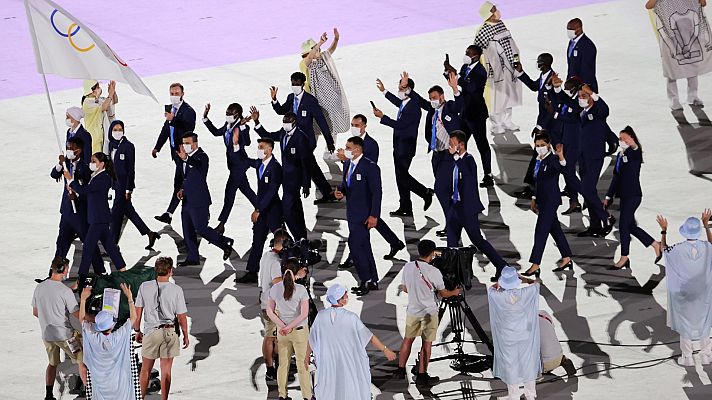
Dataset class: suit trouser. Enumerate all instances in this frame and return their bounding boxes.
[277,327,312,398]
[167,158,182,214]
[308,153,333,198]
[56,213,105,274]
[218,168,256,223]
[182,206,228,263]
[110,191,151,245]
[561,134,581,204]
[375,218,400,247]
[667,77,699,104]
[394,152,428,211]
[431,152,451,218]
[618,196,654,256]
[529,203,572,264]
[348,218,378,283]
[446,202,507,276]
[575,157,608,228]
[79,223,124,276]
[282,183,307,240]
[523,151,537,186]
[463,117,492,175]
[246,205,283,272]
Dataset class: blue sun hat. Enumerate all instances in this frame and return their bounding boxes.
[679,217,702,240]
[498,266,521,290]
[95,310,116,332]
[326,284,347,305]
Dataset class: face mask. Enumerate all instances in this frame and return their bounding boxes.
[225,115,236,124]
[397,91,406,100]
[567,29,577,39]
[430,100,441,109]
[344,150,354,160]
[65,149,76,160]
[170,95,181,106]
[619,141,630,150]
[282,122,294,132]
[350,127,362,137]
[65,119,74,128]
[89,162,98,172]
[257,148,267,160]
[578,98,589,108]
[183,143,193,154]
[535,146,550,157]
[112,130,124,141]
[291,85,303,95]
[462,55,472,65]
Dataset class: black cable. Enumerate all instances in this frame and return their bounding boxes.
[561,336,712,348]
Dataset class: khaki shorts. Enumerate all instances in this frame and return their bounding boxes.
[44,332,83,366]
[405,314,439,342]
[142,328,180,360]
[262,310,277,338]
[543,354,563,373]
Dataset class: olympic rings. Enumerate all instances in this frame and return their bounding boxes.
[50,9,79,37]
[50,9,95,53]
[67,23,95,52]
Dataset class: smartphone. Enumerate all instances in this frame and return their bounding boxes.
[164,104,172,113]
[512,54,520,67]
[369,101,376,109]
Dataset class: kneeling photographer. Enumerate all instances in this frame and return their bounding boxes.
[394,240,461,387]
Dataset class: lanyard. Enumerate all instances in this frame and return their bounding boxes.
[414,261,433,290]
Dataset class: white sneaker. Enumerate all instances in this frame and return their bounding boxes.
[670,100,683,110]
[678,355,695,367]
[701,353,712,365]
[689,98,705,107]
[491,124,505,134]
[503,122,520,131]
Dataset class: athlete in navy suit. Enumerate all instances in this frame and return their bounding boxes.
[64,108,93,165]
[566,18,598,92]
[203,102,257,232]
[552,76,585,214]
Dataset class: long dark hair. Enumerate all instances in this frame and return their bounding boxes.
[281,258,302,301]
[620,125,643,159]
[81,82,100,104]
[93,152,116,181]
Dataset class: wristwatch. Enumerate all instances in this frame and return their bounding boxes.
[660,230,667,235]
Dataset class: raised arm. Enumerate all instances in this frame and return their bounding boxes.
[327,28,339,54]
[702,209,712,242]
[120,283,137,324]
[657,215,668,248]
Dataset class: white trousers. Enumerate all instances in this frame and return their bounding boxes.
[680,335,712,358]
[667,77,699,104]
[507,381,536,399]
[490,108,514,127]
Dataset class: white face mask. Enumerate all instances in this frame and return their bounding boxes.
[65,119,74,128]
[431,99,441,109]
[89,162,98,172]
[344,150,354,160]
[291,85,303,95]
[619,141,630,150]
[567,29,577,39]
[535,146,550,157]
[257,148,267,160]
[350,127,362,137]
[282,122,294,132]
[65,149,76,160]
[112,130,124,141]
[578,98,589,108]
[397,91,406,100]
[183,143,193,154]
[170,95,182,106]
[462,55,472,65]
[225,115,236,124]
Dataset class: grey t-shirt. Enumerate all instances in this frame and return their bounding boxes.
[538,310,563,363]
[259,251,283,310]
[269,282,309,328]
[135,280,187,333]
[32,280,79,341]
[401,260,445,317]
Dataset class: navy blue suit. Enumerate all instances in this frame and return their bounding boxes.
[567,34,598,92]
[552,88,584,204]
[246,157,284,273]
[256,125,311,240]
[379,92,428,211]
[66,125,93,165]
[339,157,381,284]
[530,153,572,264]
[606,147,654,256]
[69,171,125,276]
[518,70,557,132]
[575,97,610,229]
[272,92,333,198]
[154,101,197,214]
[444,153,507,276]
[51,159,104,273]
[457,62,491,176]
[205,119,257,223]
[179,148,231,263]
[109,137,151,244]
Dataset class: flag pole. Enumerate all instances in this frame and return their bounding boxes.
[41,73,65,153]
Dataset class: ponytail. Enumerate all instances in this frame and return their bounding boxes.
[281,258,301,301]
[93,152,117,181]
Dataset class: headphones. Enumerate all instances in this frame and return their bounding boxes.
[54,257,70,274]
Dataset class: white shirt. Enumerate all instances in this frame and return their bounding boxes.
[349,153,363,168]
[433,104,450,152]
[570,33,583,47]
[261,155,273,170]
[172,101,183,113]
[463,61,480,78]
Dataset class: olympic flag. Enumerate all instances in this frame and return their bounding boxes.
[23,0,157,101]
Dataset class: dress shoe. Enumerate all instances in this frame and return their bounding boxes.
[313,193,336,205]
[154,212,172,224]
[351,283,370,296]
[522,266,541,278]
[235,271,258,284]
[689,98,704,107]
[389,209,413,217]
[222,238,235,260]
[576,227,596,237]
[384,241,405,260]
[561,205,582,215]
[436,229,447,237]
[178,260,200,267]
[367,281,379,291]
[424,189,435,211]
[392,366,406,379]
[145,231,161,250]
[608,259,630,270]
[338,257,354,269]
[561,356,576,377]
[215,221,225,234]
[490,275,500,283]
[513,187,534,199]
[415,372,440,386]
[479,174,494,188]
[552,260,573,272]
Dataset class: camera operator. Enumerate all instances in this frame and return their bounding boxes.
[259,229,291,381]
[80,282,137,399]
[266,259,312,400]
[32,256,87,400]
[394,240,461,386]
[134,257,189,400]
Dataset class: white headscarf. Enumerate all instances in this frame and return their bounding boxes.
[479,1,495,20]
[66,106,85,121]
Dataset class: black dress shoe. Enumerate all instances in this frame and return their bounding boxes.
[436,229,447,237]
[235,271,258,283]
[145,231,161,250]
[178,260,200,267]
[561,356,576,377]
[389,209,413,217]
[154,212,172,224]
[424,189,435,211]
[552,260,573,272]
[222,238,235,260]
[215,221,225,234]
[367,281,379,291]
[384,241,405,260]
[313,193,336,205]
[522,266,541,278]
[608,259,631,270]
[479,174,494,188]
[351,284,370,296]
[561,205,582,215]
[338,257,354,269]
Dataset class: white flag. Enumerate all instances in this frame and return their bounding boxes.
[24,0,157,101]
